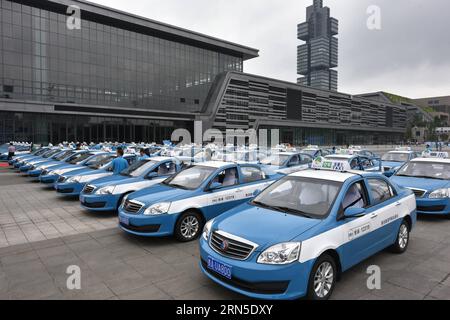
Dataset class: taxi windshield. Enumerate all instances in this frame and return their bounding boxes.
[302,149,317,157]
[395,161,450,180]
[252,176,342,218]
[121,160,157,177]
[164,166,216,190]
[43,149,62,158]
[382,153,409,162]
[67,152,92,164]
[87,155,115,169]
[53,150,74,160]
[260,154,290,166]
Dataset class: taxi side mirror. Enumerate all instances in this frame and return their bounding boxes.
[146,172,158,179]
[344,207,366,219]
[208,182,222,191]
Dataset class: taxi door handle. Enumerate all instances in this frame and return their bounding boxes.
[370,213,378,219]
[395,202,402,207]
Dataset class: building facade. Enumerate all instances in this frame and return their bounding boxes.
[297,0,338,91]
[0,0,407,146]
[0,0,257,144]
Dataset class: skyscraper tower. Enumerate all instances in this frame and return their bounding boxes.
[297,0,338,91]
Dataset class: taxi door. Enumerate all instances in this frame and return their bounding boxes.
[338,180,377,270]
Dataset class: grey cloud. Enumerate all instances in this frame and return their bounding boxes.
[91,0,450,98]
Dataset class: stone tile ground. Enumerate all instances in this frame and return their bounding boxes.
[0,165,450,300]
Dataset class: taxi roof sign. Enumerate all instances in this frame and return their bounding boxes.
[421,151,449,159]
[312,156,352,172]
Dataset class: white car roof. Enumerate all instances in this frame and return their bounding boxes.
[150,156,173,162]
[388,151,413,154]
[291,169,357,182]
[411,158,450,164]
[325,154,354,160]
[196,161,237,168]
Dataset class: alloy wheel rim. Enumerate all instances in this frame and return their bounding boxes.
[180,216,199,239]
[399,224,408,249]
[313,261,334,298]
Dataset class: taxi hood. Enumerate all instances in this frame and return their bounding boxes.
[128,183,194,204]
[391,176,450,192]
[90,174,129,187]
[213,203,322,251]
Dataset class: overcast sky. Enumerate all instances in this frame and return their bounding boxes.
[89,0,450,99]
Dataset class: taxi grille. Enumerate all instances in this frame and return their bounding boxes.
[123,200,143,214]
[83,185,95,194]
[210,231,255,261]
[409,188,426,198]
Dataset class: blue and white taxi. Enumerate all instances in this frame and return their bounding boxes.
[200,159,417,300]
[54,154,136,196]
[41,151,111,184]
[118,162,281,242]
[391,152,450,216]
[80,157,182,212]
[26,149,77,177]
[260,152,313,175]
[381,148,420,177]
[18,148,62,172]
[38,150,93,184]
[9,147,49,166]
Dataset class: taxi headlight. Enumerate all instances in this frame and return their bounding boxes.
[202,219,214,241]
[67,176,82,183]
[257,242,301,265]
[429,188,450,199]
[96,186,115,195]
[143,202,171,216]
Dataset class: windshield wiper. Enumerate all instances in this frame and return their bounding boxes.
[166,183,189,190]
[271,206,314,219]
[252,201,314,219]
[412,175,446,180]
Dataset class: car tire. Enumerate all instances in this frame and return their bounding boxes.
[390,220,410,254]
[306,254,337,300]
[174,211,204,242]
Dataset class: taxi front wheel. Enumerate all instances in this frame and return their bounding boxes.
[175,211,204,242]
[307,254,337,300]
[390,220,410,254]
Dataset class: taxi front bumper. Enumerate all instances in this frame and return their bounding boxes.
[416,197,450,215]
[118,208,180,237]
[80,193,120,212]
[55,182,85,196]
[199,238,313,300]
[39,174,58,184]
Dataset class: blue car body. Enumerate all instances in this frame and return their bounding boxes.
[260,152,313,175]
[79,157,183,212]
[200,166,417,300]
[27,150,82,178]
[19,149,71,178]
[381,150,420,177]
[391,156,450,216]
[54,154,137,196]
[38,151,108,184]
[118,162,282,240]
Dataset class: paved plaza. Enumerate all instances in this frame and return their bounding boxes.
[0,165,450,300]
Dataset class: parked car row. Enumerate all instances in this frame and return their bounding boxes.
[6,144,450,300]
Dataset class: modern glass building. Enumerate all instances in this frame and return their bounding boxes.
[0,0,258,144]
[0,0,407,145]
[297,0,338,91]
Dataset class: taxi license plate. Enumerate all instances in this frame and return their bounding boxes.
[207,257,232,280]
[119,216,129,226]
